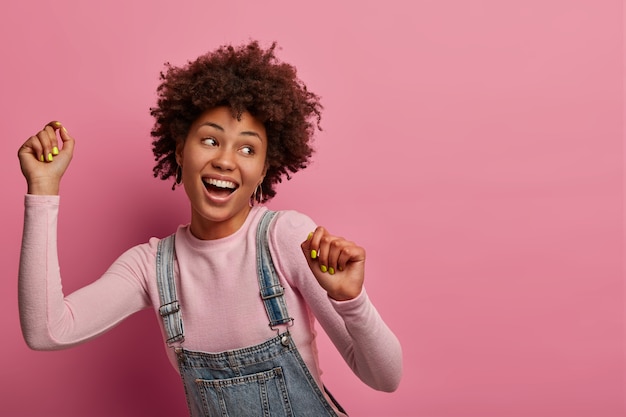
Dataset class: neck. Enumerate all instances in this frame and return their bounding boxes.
[189,205,253,240]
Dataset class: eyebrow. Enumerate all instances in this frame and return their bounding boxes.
[199,122,263,140]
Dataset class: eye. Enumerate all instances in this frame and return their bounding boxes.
[240,145,255,155]
[201,137,218,146]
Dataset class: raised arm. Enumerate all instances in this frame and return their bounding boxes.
[17,123,150,350]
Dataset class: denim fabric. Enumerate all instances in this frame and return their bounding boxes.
[176,333,339,416]
[255,211,293,330]
[156,210,345,417]
[156,234,184,345]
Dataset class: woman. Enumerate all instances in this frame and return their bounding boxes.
[18,41,402,416]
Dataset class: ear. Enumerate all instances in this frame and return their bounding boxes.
[262,160,268,178]
[258,164,268,188]
[175,140,185,166]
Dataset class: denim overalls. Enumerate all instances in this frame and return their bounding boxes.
[156,211,347,416]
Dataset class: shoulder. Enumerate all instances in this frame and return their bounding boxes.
[105,230,182,294]
[111,241,154,273]
[268,209,317,243]
[111,230,179,273]
[265,209,315,272]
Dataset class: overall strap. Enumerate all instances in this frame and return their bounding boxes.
[256,210,294,331]
[156,234,185,346]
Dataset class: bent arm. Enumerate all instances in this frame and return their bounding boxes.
[325,289,403,392]
[272,211,403,392]
[19,195,150,350]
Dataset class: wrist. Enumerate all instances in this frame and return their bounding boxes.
[27,178,60,195]
[327,287,362,302]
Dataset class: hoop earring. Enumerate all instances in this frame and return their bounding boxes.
[175,165,182,185]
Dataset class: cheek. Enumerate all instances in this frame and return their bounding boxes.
[181,159,195,176]
[182,147,206,170]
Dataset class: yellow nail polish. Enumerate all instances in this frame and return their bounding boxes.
[307,232,313,240]
[54,121,62,126]
[339,266,344,271]
[320,265,327,273]
[52,146,59,155]
[39,155,44,162]
[311,249,317,259]
[329,267,335,275]
[47,153,53,162]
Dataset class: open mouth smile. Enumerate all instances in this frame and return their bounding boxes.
[202,177,239,197]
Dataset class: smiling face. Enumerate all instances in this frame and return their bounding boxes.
[176,106,268,240]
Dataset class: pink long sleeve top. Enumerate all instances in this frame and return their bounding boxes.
[19,195,402,402]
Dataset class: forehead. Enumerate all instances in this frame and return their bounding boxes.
[191,106,266,138]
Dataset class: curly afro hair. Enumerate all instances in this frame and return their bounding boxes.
[150,40,322,201]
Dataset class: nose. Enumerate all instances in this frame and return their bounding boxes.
[211,148,236,171]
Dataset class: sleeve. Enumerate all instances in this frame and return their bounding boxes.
[18,195,152,350]
[269,210,403,392]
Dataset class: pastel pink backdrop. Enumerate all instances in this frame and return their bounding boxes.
[1,1,623,416]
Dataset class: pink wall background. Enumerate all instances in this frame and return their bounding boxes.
[1,1,623,416]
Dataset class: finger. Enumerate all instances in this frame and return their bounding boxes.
[302,232,313,254]
[300,237,318,278]
[336,244,366,271]
[43,125,61,158]
[325,239,348,275]
[19,136,44,162]
[41,121,64,159]
[57,123,75,156]
[316,232,338,274]
[302,228,325,269]
[307,226,326,261]
[46,120,62,129]
[46,121,66,153]
[336,247,350,271]
[36,129,56,163]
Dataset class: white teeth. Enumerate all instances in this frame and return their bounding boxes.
[205,178,236,189]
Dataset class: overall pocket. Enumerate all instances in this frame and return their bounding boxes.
[195,367,293,417]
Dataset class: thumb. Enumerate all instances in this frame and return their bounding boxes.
[57,124,76,157]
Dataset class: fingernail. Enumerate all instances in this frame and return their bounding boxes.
[320,265,327,273]
[329,267,335,275]
[338,266,344,271]
[307,232,313,240]
[52,146,59,155]
[54,121,62,127]
[62,127,68,134]
[39,155,44,162]
[47,153,53,162]
[311,249,317,259]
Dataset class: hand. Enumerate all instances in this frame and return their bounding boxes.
[301,227,365,301]
[18,121,75,195]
